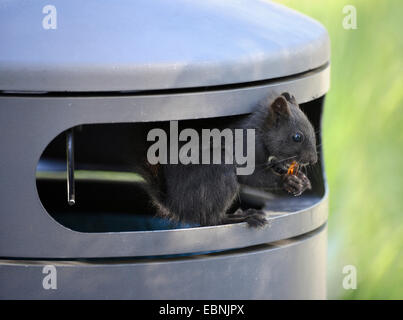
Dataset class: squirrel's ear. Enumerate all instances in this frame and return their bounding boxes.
[281,92,298,105]
[269,95,291,118]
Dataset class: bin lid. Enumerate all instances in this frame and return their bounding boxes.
[0,0,330,92]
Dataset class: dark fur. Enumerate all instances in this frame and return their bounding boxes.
[142,92,318,227]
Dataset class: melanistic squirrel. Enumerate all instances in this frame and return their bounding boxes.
[140,92,318,227]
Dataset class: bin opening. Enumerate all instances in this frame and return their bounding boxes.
[36,97,325,232]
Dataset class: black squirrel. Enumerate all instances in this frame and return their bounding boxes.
[140,92,318,227]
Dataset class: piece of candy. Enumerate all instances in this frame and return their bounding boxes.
[287,161,299,175]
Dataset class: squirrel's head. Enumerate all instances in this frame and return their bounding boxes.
[263,92,318,167]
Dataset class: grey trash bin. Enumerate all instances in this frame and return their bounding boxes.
[0,0,330,299]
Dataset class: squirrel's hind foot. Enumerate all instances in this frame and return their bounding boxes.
[222,208,268,228]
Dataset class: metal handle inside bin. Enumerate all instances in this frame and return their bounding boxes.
[66,129,75,206]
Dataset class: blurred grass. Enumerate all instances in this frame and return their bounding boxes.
[274,0,403,299]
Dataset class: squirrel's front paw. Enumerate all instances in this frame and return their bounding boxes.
[281,172,312,196]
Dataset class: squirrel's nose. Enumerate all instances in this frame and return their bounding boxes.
[301,152,317,165]
[310,152,318,165]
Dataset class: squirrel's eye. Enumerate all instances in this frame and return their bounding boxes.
[292,132,303,143]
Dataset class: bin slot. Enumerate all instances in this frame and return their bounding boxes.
[35,96,325,232]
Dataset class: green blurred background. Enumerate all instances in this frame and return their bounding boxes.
[273,0,403,299]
